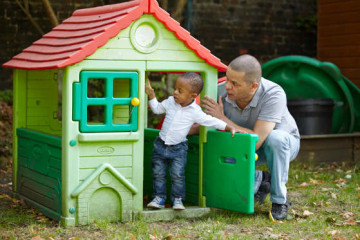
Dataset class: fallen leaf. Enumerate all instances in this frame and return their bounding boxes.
[0,194,11,199]
[344,219,357,226]
[334,237,346,240]
[334,178,346,183]
[128,233,136,240]
[353,233,360,239]
[309,178,326,184]
[269,211,284,224]
[328,230,339,236]
[331,192,338,199]
[303,210,314,217]
[31,236,44,240]
[340,211,354,219]
[313,200,323,206]
[164,234,173,240]
[299,182,308,187]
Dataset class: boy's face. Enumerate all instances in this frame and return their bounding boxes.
[173,77,197,107]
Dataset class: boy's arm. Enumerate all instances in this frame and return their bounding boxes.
[145,78,166,114]
[145,78,156,100]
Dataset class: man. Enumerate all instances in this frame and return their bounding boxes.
[201,54,300,220]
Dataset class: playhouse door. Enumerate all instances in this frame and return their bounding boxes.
[203,130,258,214]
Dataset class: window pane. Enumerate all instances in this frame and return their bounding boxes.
[113,105,130,124]
[113,78,130,98]
[88,78,105,98]
[87,105,105,125]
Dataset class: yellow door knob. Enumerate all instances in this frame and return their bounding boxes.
[255,153,258,161]
[131,98,140,106]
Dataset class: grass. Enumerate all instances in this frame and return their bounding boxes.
[0,161,359,239]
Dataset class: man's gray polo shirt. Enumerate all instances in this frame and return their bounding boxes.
[221,78,300,139]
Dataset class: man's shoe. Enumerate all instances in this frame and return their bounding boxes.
[147,196,165,209]
[255,171,271,204]
[173,198,185,210]
[271,202,291,220]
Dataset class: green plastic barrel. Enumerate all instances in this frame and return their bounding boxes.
[262,56,355,134]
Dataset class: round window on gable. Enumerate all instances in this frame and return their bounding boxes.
[130,20,160,53]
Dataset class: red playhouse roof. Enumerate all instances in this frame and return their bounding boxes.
[3,0,227,71]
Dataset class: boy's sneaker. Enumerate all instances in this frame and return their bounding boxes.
[255,171,271,204]
[147,196,165,209]
[271,202,291,220]
[173,198,185,210]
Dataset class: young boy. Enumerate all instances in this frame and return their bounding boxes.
[145,72,235,210]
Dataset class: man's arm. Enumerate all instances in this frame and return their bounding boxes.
[252,120,275,150]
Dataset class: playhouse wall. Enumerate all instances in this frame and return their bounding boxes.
[12,69,62,196]
[87,15,206,64]
[16,128,62,220]
[61,61,146,226]
[24,69,62,136]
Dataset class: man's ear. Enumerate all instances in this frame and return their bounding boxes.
[251,82,259,91]
[191,92,198,99]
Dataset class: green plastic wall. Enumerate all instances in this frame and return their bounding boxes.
[16,128,62,220]
[25,70,62,135]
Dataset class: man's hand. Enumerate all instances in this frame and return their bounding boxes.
[145,78,155,100]
[201,95,225,120]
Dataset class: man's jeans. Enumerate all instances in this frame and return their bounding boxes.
[254,130,300,204]
[151,137,188,202]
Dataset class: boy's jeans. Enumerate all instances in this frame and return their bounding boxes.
[254,130,300,204]
[151,137,188,202]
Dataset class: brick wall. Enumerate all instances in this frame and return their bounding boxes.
[189,0,317,66]
[0,0,107,89]
[0,0,317,89]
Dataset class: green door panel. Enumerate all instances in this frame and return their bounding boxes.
[203,130,258,214]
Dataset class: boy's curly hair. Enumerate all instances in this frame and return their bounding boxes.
[180,72,203,94]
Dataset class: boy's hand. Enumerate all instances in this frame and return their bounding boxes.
[225,125,245,137]
[145,78,155,100]
[230,126,235,137]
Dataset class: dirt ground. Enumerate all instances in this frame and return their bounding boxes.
[0,100,12,169]
[0,100,13,197]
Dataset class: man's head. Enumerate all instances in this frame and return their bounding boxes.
[173,72,203,107]
[228,54,262,85]
[225,55,261,106]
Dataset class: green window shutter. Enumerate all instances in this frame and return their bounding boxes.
[73,71,139,133]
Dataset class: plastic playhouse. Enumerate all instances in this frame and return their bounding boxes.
[3,0,258,226]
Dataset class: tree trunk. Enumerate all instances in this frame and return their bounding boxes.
[42,0,59,27]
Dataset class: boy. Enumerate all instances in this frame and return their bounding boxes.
[145,72,236,210]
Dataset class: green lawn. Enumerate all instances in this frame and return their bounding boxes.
[0,161,359,240]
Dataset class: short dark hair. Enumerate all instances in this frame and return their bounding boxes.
[180,72,203,94]
[228,54,262,85]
